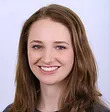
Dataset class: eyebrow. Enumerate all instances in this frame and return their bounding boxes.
[30,40,69,45]
[54,41,69,45]
[30,40,43,44]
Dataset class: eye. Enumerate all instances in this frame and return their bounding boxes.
[32,45,43,50]
[56,45,66,50]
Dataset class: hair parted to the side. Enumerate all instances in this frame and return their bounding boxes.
[9,4,102,112]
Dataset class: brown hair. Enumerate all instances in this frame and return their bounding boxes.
[10,4,102,112]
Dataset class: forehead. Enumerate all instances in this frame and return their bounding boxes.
[28,18,71,43]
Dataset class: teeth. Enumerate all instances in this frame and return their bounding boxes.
[40,66,59,72]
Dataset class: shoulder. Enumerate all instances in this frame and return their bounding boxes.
[3,104,39,112]
[3,104,12,112]
[90,102,110,112]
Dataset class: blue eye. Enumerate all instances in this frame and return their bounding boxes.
[56,46,66,50]
[32,45,42,49]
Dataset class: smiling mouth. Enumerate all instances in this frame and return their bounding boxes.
[38,66,60,72]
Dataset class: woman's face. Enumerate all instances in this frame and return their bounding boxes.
[27,18,74,85]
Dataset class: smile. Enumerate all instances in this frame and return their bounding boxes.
[39,66,60,72]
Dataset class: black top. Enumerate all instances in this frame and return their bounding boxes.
[3,105,59,112]
[3,103,110,112]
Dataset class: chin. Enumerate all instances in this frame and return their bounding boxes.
[40,79,61,85]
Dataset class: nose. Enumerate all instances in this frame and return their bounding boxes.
[41,48,54,64]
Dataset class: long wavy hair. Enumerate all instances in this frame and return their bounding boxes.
[9,4,102,112]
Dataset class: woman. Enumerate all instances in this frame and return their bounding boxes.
[3,4,110,112]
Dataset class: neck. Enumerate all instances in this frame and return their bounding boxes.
[37,82,63,112]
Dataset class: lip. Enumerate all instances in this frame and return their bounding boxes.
[38,66,60,75]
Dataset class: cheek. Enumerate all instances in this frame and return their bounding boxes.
[27,51,40,65]
[27,52,33,68]
[62,51,74,66]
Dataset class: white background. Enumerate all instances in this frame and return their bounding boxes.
[0,0,109,111]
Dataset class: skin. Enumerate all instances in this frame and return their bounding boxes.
[27,18,74,112]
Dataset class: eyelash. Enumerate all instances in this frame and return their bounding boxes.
[32,45,43,49]
[32,45,66,50]
[56,46,66,50]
